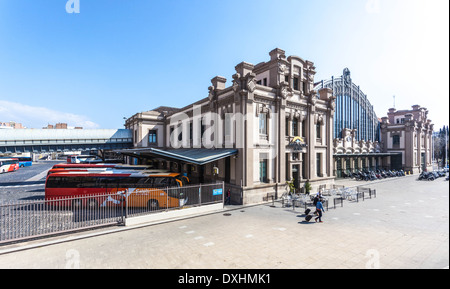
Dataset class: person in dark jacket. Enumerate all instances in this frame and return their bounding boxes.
[225,189,231,205]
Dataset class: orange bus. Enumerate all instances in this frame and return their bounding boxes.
[45,171,186,210]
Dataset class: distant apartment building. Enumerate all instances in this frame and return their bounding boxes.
[0,121,24,129]
[43,123,83,129]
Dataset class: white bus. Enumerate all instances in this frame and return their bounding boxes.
[0,158,19,173]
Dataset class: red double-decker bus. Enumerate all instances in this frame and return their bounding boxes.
[45,171,186,210]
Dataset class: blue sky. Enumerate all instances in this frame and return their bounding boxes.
[0,0,448,129]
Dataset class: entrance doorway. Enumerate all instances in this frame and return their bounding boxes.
[391,153,402,170]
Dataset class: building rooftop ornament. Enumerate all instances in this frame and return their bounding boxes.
[343,68,351,84]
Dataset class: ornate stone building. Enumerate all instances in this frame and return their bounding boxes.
[380,105,434,173]
[123,48,336,204]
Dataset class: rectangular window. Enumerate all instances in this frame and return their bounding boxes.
[169,126,182,143]
[148,130,157,145]
[316,153,322,177]
[393,135,400,147]
[259,113,267,135]
[178,125,183,141]
[225,114,231,137]
[301,154,306,179]
[263,78,267,86]
[285,153,290,182]
[316,123,321,139]
[293,77,299,90]
[285,118,289,136]
[302,121,306,138]
[259,158,268,183]
[292,118,298,136]
[201,119,206,137]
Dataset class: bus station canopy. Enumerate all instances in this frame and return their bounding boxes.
[115,148,238,166]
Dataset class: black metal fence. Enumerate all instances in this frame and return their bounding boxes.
[280,186,377,212]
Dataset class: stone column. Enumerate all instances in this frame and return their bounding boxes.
[277,97,287,186]
[319,87,335,178]
[307,94,316,180]
[234,62,256,188]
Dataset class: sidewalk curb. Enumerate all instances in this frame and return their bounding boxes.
[0,202,260,256]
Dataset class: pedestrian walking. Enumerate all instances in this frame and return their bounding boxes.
[225,189,231,205]
[315,199,325,223]
[313,195,319,206]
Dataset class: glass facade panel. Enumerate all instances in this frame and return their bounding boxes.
[315,69,381,143]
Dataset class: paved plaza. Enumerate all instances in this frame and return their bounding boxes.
[0,175,448,269]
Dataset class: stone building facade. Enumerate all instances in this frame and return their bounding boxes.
[124,48,336,204]
[380,105,434,173]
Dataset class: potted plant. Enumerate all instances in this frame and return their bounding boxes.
[304,180,312,195]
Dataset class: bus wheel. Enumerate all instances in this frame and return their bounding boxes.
[147,200,159,211]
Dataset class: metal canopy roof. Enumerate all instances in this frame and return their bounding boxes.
[0,129,132,141]
[116,148,238,165]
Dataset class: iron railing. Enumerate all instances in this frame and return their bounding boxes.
[0,182,224,244]
[124,183,224,217]
[0,194,124,244]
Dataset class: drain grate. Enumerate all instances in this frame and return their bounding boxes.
[223,213,232,216]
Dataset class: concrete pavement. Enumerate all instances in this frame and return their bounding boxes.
[0,175,448,269]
